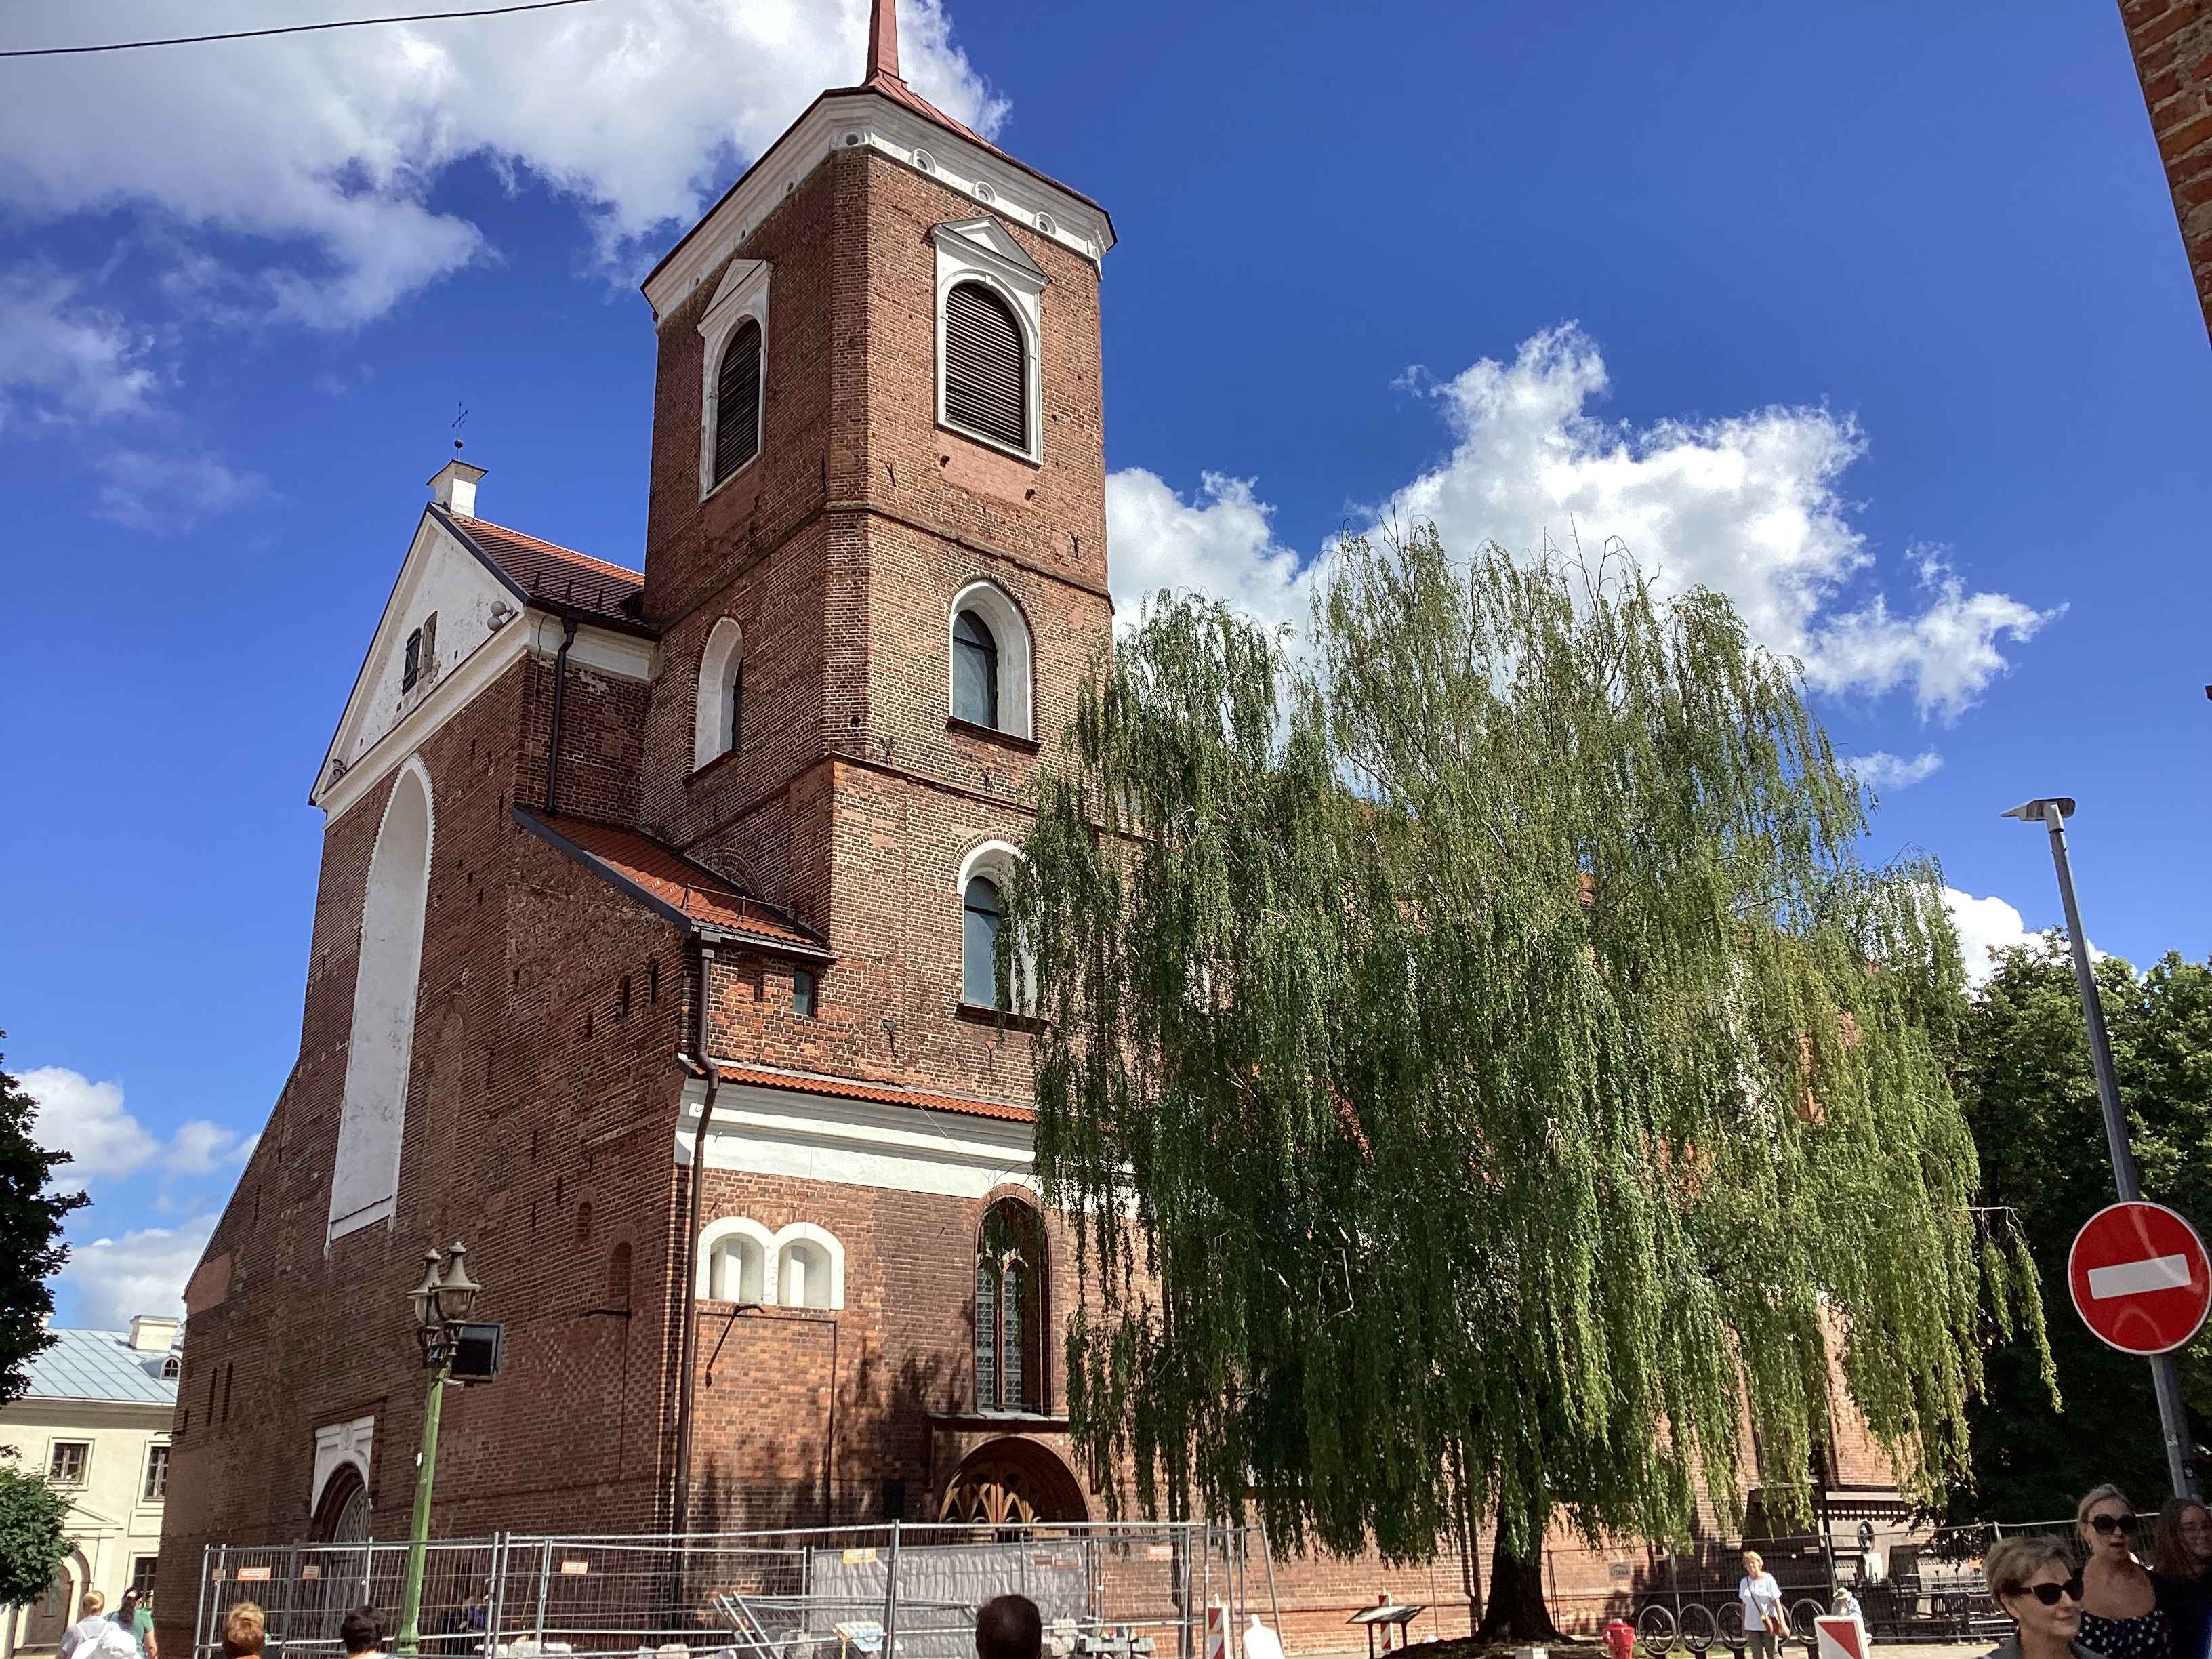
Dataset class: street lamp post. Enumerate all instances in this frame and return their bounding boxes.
[2003,796,2198,1498]
[397,1242,484,1658]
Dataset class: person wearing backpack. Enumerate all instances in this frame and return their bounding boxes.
[59,1591,141,1659]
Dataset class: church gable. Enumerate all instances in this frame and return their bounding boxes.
[315,510,522,800]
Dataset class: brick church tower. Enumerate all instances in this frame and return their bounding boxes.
[157,0,1121,1610]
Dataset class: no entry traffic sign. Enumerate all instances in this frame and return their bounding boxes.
[2068,1200,2212,1356]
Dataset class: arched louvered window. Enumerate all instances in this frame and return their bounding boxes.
[714,318,762,484]
[951,609,1000,729]
[943,281,1027,451]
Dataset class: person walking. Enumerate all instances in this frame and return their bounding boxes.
[1740,1551,1788,1659]
[116,1589,159,1659]
[59,1591,136,1659]
[2078,1487,2175,1659]
[2153,1499,2212,1659]
[1980,1535,2104,1659]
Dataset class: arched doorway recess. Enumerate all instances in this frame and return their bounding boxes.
[939,1436,1088,1526]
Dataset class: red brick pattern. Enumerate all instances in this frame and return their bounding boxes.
[2120,0,2212,337]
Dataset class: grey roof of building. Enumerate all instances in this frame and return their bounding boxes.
[20,1328,180,1405]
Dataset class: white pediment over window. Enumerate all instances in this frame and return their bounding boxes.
[699,258,772,339]
[930,218,1047,291]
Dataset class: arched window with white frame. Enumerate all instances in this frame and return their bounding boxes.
[947,580,1033,741]
[693,617,745,771]
[958,840,1029,1012]
[931,219,1045,464]
[696,258,771,499]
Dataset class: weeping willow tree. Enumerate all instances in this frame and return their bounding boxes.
[1007,528,2047,1637]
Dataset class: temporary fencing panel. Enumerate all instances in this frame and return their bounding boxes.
[194,1524,1271,1659]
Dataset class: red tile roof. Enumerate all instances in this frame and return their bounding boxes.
[520,811,823,951]
[446,513,646,628]
[716,1063,1035,1124]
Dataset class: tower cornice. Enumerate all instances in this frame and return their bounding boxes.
[642,88,1113,326]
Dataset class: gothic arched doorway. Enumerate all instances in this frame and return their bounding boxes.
[939,1437,1088,1527]
[311,1464,371,1542]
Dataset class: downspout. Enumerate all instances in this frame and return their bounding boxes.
[544,616,579,815]
[672,939,720,1535]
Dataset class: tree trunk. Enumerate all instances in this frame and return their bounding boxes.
[1476,1496,1560,1643]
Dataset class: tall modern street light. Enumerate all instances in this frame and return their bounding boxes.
[397,1242,484,1657]
[2003,796,2198,1498]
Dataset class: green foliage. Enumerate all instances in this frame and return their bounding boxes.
[0,1040,84,1409]
[0,1456,71,1606]
[1012,529,2026,1573]
[1939,944,2212,1522]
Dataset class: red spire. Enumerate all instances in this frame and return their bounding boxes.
[865,0,901,84]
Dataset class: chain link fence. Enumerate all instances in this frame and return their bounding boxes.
[194,1525,1273,1659]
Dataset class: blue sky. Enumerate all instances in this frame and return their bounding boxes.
[2,0,2205,1326]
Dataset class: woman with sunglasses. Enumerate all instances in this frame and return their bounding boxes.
[1984,1535,2101,1659]
[2152,1498,2212,1659]
[2078,1486,2174,1659]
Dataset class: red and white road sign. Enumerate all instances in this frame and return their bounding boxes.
[1814,1617,1868,1659]
[2068,1200,2212,1356]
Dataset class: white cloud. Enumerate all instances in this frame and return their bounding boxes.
[1815,552,2060,722]
[1942,885,2080,988]
[1106,470,1313,633]
[1106,326,2057,721]
[0,265,157,427]
[0,0,1005,326]
[58,1218,216,1328]
[94,447,269,532]
[169,1120,253,1176]
[20,1067,160,1185]
[1847,750,1944,792]
[18,1067,260,1187]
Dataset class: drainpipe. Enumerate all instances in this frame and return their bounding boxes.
[544,617,579,815]
[672,939,720,1535]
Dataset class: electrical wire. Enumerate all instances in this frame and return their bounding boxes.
[1,0,609,59]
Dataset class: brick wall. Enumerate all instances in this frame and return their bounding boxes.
[2119,0,2212,339]
[155,657,693,1655]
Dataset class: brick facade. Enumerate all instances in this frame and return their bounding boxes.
[2119,0,2212,340]
[154,47,1912,1659]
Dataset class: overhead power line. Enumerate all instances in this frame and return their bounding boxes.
[0,0,609,59]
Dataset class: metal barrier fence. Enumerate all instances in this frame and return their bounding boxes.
[194,1524,1275,1659]
[1538,1534,1845,1646]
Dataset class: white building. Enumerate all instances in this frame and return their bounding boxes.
[1,1319,179,1654]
